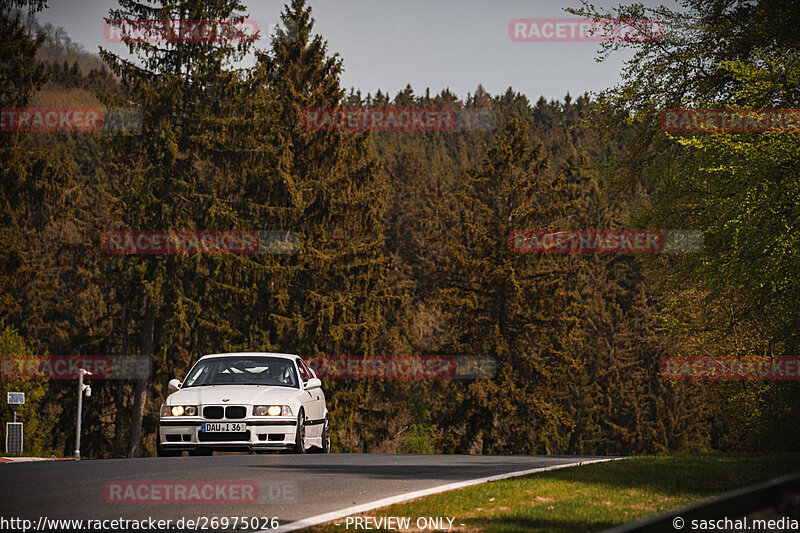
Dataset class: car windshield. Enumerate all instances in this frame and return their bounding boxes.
[182,356,299,388]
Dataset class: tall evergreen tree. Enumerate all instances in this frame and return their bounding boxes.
[249,0,402,450]
[0,1,49,322]
[99,0,258,456]
[437,117,579,454]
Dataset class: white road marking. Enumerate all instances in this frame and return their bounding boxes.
[269,457,625,532]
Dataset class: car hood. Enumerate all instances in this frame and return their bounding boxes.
[167,385,298,406]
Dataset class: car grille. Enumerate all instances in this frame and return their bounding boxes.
[203,406,224,419]
[198,431,250,442]
[225,406,246,419]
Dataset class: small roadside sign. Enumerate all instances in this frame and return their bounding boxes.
[7,392,25,405]
[6,423,23,453]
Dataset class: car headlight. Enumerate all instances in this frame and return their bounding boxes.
[253,405,292,416]
[160,404,197,417]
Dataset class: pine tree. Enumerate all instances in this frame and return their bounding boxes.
[99,0,259,456]
[0,2,49,321]
[437,117,579,454]
[247,0,403,450]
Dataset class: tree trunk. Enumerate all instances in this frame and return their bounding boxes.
[113,303,128,456]
[127,301,155,458]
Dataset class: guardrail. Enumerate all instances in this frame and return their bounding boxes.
[602,473,800,532]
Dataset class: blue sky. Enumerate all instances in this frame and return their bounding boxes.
[37,0,677,102]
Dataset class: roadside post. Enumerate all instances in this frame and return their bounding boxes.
[74,368,92,459]
[6,391,25,454]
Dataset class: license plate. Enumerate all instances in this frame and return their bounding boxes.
[201,422,246,432]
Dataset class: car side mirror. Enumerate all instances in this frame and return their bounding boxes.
[305,378,322,389]
[168,379,182,391]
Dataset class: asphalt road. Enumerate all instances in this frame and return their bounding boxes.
[0,453,615,531]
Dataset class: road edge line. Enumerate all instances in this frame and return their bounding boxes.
[270,456,625,532]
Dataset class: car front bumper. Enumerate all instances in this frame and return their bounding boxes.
[159,418,297,452]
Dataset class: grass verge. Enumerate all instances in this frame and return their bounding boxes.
[305,454,800,532]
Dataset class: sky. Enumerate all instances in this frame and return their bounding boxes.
[35,0,678,102]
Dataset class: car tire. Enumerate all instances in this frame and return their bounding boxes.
[292,411,306,454]
[310,415,331,453]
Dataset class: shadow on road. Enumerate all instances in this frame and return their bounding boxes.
[237,454,601,481]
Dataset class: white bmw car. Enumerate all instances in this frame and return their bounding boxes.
[157,352,329,456]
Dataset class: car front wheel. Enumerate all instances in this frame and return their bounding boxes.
[292,411,306,454]
[311,415,330,453]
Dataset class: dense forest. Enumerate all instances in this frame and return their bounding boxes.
[1,0,798,458]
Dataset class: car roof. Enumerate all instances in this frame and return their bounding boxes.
[197,352,300,362]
